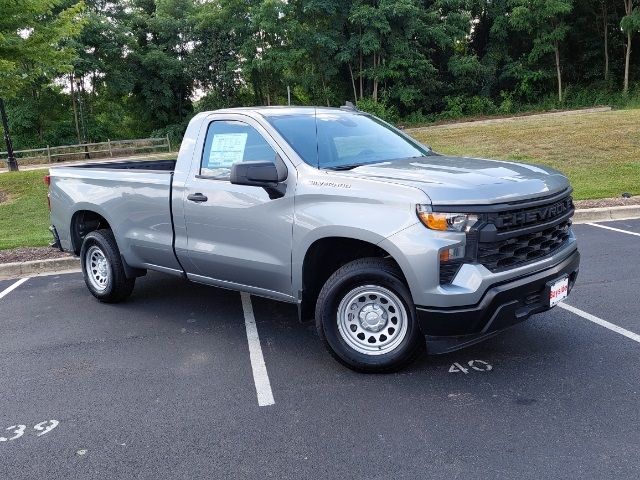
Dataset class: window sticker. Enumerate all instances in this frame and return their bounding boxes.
[207,132,248,168]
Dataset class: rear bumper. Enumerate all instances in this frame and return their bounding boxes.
[416,249,580,353]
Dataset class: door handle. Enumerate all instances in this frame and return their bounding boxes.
[187,193,208,203]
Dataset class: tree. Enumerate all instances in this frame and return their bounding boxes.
[510,0,573,103]
[189,0,246,108]
[621,0,640,92]
[123,0,195,133]
[0,0,84,170]
[289,0,350,107]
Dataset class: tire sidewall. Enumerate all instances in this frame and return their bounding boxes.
[81,233,115,299]
[318,266,421,372]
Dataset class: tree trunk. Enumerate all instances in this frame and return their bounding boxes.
[77,78,88,145]
[623,0,632,93]
[321,76,330,107]
[359,48,363,100]
[70,74,81,144]
[555,42,563,103]
[624,31,632,93]
[603,2,609,81]
[372,53,378,103]
[348,62,358,103]
[0,98,19,171]
[33,88,43,143]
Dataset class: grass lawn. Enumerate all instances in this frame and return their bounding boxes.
[408,108,640,200]
[0,170,51,250]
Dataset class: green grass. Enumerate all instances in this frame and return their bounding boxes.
[408,109,640,200]
[0,170,51,250]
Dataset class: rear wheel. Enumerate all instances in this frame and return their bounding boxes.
[316,258,424,372]
[80,229,135,303]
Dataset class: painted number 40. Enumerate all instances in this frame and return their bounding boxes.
[449,360,492,374]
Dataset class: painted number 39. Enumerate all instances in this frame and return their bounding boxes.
[0,420,59,442]
[449,360,492,374]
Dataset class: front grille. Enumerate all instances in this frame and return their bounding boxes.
[488,193,574,232]
[437,192,574,284]
[477,220,571,272]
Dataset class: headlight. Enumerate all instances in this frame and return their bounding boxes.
[416,205,478,232]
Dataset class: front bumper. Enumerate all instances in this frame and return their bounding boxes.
[416,249,580,353]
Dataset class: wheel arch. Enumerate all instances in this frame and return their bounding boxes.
[70,208,114,255]
[297,231,410,321]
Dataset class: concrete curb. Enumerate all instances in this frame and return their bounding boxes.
[1,203,639,280]
[572,205,640,224]
[0,257,79,280]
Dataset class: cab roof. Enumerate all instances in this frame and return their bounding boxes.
[208,106,362,117]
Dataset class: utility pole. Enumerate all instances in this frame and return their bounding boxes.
[0,98,19,172]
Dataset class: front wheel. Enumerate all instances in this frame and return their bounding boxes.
[315,258,424,373]
[80,229,135,303]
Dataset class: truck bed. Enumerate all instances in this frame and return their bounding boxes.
[49,158,182,273]
[68,159,176,171]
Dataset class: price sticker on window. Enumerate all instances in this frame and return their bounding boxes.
[208,133,247,168]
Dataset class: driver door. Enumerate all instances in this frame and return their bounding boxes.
[180,115,295,300]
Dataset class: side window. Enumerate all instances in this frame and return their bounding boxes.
[200,120,277,180]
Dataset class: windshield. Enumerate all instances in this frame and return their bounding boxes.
[265,111,431,169]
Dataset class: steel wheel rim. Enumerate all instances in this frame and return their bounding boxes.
[85,245,110,292]
[337,284,409,356]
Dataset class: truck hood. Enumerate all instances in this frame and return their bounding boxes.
[342,155,570,206]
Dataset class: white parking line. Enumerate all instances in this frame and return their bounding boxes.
[0,277,30,300]
[585,223,640,237]
[558,303,640,344]
[240,292,275,407]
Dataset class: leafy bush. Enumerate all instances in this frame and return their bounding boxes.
[356,98,400,124]
[467,96,497,116]
[439,95,497,119]
[151,120,190,151]
[402,110,436,127]
[498,91,515,115]
[439,96,465,119]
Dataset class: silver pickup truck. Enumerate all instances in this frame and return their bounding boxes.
[48,106,579,372]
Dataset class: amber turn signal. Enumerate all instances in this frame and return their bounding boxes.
[416,205,478,232]
[418,211,449,231]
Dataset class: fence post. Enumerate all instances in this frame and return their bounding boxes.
[47,145,51,163]
[108,139,113,157]
[166,134,171,153]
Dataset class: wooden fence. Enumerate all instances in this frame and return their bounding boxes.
[0,136,172,166]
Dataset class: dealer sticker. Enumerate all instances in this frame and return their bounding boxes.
[549,276,569,307]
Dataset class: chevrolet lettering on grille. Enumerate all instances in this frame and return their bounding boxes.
[495,197,572,229]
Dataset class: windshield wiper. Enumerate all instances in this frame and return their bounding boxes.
[327,163,368,171]
[327,155,429,171]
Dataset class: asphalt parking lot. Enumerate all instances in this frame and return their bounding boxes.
[1,219,639,479]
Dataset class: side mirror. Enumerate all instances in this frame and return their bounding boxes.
[230,156,287,187]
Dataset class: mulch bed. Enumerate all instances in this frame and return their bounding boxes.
[0,247,72,264]
[574,196,640,209]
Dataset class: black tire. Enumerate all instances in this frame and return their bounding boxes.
[315,257,424,373]
[80,229,135,303]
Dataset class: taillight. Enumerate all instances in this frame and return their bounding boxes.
[44,175,51,210]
